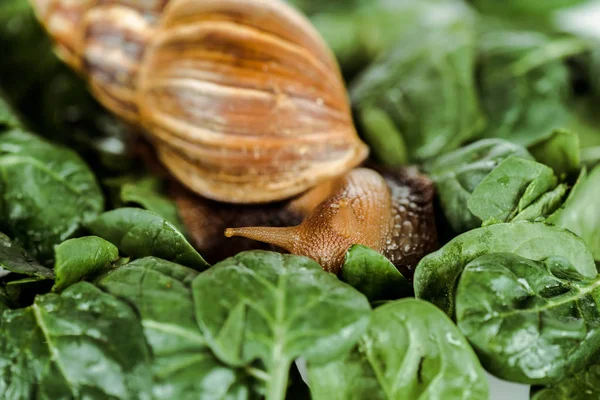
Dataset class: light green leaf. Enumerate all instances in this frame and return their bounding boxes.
[52,236,119,292]
[531,354,600,399]
[467,157,559,224]
[457,253,600,384]
[97,257,255,400]
[193,251,371,400]
[309,299,489,400]
[414,222,596,317]
[340,245,412,302]
[529,129,581,179]
[87,208,209,271]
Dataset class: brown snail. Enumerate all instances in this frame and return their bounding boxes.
[31,0,438,273]
[176,167,438,275]
[30,0,368,204]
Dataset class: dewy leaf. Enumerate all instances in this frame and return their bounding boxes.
[308,299,489,400]
[0,129,104,264]
[52,236,119,293]
[531,353,600,399]
[0,232,53,280]
[193,251,371,400]
[414,222,596,317]
[467,157,559,224]
[456,253,600,384]
[87,208,209,271]
[549,166,600,261]
[351,11,484,162]
[478,29,586,146]
[340,245,412,302]
[425,139,533,233]
[97,257,255,400]
[529,129,581,179]
[0,282,153,399]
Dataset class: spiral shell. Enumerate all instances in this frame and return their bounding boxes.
[30,0,369,203]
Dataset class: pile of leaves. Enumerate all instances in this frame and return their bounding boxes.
[1,0,600,399]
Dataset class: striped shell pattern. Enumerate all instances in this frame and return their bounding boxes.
[30,0,369,203]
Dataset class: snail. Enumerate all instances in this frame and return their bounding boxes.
[31,0,439,273]
[176,166,438,275]
[29,0,368,204]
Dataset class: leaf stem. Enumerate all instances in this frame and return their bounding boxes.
[266,356,291,400]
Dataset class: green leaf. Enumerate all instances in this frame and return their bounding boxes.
[0,94,20,129]
[549,166,600,261]
[457,253,600,384]
[0,129,104,264]
[472,0,587,16]
[414,222,596,317]
[340,245,412,302]
[529,129,581,179]
[531,354,600,399]
[308,299,489,400]
[351,12,484,162]
[0,232,53,280]
[193,251,371,400]
[478,30,586,146]
[425,139,533,233]
[52,236,119,293]
[97,257,255,400]
[0,282,152,399]
[87,208,209,271]
[511,183,568,223]
[467,157,559,224]
[105,176,186,233]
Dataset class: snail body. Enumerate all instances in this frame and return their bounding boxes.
[30,0,368,204]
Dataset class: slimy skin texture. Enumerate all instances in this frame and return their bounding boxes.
[225,168,438,274]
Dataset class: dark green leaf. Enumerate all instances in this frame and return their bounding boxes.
[308,299,489,400]
[0,232,53,280]
[478,29,585,146]
[0,282,152,399]
[529,130,581,179]
[97,257,255,400]
[351,11,483,162]
[0,129,104,264]
[414,222,596,317]
[340,245,412,302]
[425,139,533,232]
[105,176,186,233]
[549,165,600,260]
[467,157,559,224]
[457,253,600,384]
[531,354,600,399]
[193,251,371,400]
[87,208,209,271]
[0,94,20,129]
[52,236,119,293]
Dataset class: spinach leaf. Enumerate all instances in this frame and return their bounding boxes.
[529,130,581,179]
[0,129,104,264]
[340,245,412,302]
[0,232,53,280]
[351,11,484,163]
[414,222,596,317]
[467,157,560,225]
[308,299,489,400]
[97,257,255,400]
[531,354,600,399]
[457,253,600,384]
[0,94,20,129]
[549,166,600,260]
[105,176,186,233]
[425,139,533,232]
[52,236,119,293]
[192,251,371,400]
[511,183,569,223]
[87,208,209,271]
[478,29,586,146]
[0,282,152,399]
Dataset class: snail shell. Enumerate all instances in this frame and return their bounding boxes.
[30,0,369,203]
